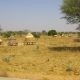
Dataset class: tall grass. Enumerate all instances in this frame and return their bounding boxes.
[0,35,80,79]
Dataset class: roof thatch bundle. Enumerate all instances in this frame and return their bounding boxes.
[25,33,34,38]
[24,33,36,45]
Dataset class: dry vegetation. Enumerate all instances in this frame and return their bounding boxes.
[0,35,80,80]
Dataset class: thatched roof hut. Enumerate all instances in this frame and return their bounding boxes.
[8,35,18,46]
[25,33,34,38]
[24,33,36,45]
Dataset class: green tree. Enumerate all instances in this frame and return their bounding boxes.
[3,31,15,38]
[32,32,41,49]
[48,30,57,36]
[32,32,41,39]
[0,26,2,32]
[0,24,2,35]
[61,0,80,24]
[41,30,47,35]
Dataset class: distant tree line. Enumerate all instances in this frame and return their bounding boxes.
[0,27,79,38]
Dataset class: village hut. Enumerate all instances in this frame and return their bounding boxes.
[24,33,36,45]
[0,39,2,45]
[8,35,18,46]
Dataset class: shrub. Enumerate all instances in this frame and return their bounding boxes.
[32,32,41,39]
[48,30,57,36]
[3,31,15,38]
[41,30,47,35]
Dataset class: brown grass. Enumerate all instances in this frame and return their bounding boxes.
[0,35,80,80]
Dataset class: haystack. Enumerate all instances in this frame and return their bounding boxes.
[24,33,36,45]
[8,35,18,46]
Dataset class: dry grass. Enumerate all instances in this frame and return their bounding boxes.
[0,35,80,80]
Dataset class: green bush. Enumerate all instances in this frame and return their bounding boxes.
[32,32,41,39]
[48,30,57,36]
[3,31,15,38]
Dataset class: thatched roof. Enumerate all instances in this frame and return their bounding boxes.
[25,33,34,38]
[24,33,36,43]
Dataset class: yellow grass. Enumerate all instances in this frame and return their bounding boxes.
[0,35,80,80]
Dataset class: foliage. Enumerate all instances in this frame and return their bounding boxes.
[48,30,57,36]
[0,26,2,33]
[15,31,25,36]
[0,25,2,35]
[2,30,29,38]
[12,30,29,36]
[58,32,64,36]
[3,31,16,38]
[32,32,41,38]
[2,55,15,63]
[23,29,30,34]
[61,0,80,24]
[0,35,80,78]
[41,30,47,35]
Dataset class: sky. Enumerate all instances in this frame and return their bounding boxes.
[0,0,78,32]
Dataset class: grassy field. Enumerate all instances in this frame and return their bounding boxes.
[0,35,80,80]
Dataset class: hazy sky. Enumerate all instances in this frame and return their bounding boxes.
[0,0,77,32]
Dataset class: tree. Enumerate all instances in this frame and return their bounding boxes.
[41,30,47,35]
[16,31,24,36]
[32,32,41,49]
[32,32,41,39]
[61,0,80,24]
[0,24,2,32]
[3,31,15,38]
[48,30,57,36]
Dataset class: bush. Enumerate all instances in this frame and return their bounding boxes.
[41,30,47,35]
[48,30,57,36]
[32,32,41,39]
[3,31,15,38]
